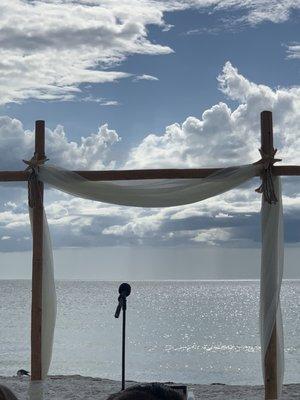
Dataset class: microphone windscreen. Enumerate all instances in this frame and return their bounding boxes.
[118,282,131,297]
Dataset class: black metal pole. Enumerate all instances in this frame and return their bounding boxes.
[122,302,126,390]
[114,283,131,391]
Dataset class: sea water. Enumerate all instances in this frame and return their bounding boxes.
[0,280,299,384]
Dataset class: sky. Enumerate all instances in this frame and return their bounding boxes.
[0,0,300,279]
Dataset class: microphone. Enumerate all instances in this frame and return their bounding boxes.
[115,283,131,318]
[119,283,131,298]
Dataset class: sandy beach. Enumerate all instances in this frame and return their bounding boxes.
[1,375,300,400]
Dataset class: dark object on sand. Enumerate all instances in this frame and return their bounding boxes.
[166,385,187,398]
[16,369,29,377]
[107,383,184,400]
[0,384,19,400]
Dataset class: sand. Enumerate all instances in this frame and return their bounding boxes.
[0,375,300,399]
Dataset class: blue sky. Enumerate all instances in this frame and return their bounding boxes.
[2,5,300,149]
[0,1,299,278]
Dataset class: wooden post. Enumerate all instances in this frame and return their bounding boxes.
[31,120,45,381]
[261,111,277,399]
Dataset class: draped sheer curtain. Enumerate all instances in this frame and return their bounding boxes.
[28,209,56,400]
[260,177,284,396]
[30,162,284,399]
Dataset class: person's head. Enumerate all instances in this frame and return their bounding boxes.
[0,385,18,400]
[107,383,184,400]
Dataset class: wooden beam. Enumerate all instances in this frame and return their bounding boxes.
[261,111,274,155]
[31,120,45,381]
[0,165,300,182]
[261,111,277,399]
[265,326,278,399]
[274,165,300,176]
[0,171,29,181]
[72,165,300,180]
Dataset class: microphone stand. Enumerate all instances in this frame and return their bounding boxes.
[115,293,128,390]
[121,295,127,391]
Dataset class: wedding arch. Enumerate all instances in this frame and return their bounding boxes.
[1,111,299,400]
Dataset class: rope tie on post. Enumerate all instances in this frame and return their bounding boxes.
[23,154,48,208]
[255,148,281,204]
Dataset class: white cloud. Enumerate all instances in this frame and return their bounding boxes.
[133,74,159,82]
[100,100,120,106]
[4,202,17,209]
[125,61,300,169]
[1,1,299,105]
[286,43,300,59]
[0,116,121,170]
[0,62,300,250]
[174,0,299,25]
[215,212,233,218]
[0,0,172,105]
[103,211,165,237]
[81,96,120,106]
[192,227,232,245]
[0,210,28,229]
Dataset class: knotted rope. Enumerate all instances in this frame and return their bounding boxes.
[23,154,49,208]
[255,148,281,204]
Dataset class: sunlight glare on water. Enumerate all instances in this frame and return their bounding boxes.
[0,280,299,384]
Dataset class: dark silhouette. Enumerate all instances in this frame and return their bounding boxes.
[114,283,131,390]
[107,383,184,400]
[0,385,18,400]
[16,369,29,377]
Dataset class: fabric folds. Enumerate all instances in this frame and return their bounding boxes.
[29,207,57,400]
[38,164,259,208]
[260,177,284,399]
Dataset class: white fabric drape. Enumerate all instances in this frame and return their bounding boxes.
[29,207,57,399]
[28,380,44,400]
[38,164,259,207]
[31,162,284,399]
[260,176,284,399]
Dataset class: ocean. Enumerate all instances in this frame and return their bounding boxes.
[1,280,299,385]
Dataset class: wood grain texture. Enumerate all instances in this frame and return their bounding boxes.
[0,171,29,181]
[71,165,300,180]
[30,121,45,381]
[265,325,278,399]
[261,111,278,399]
[0,166,299,182]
